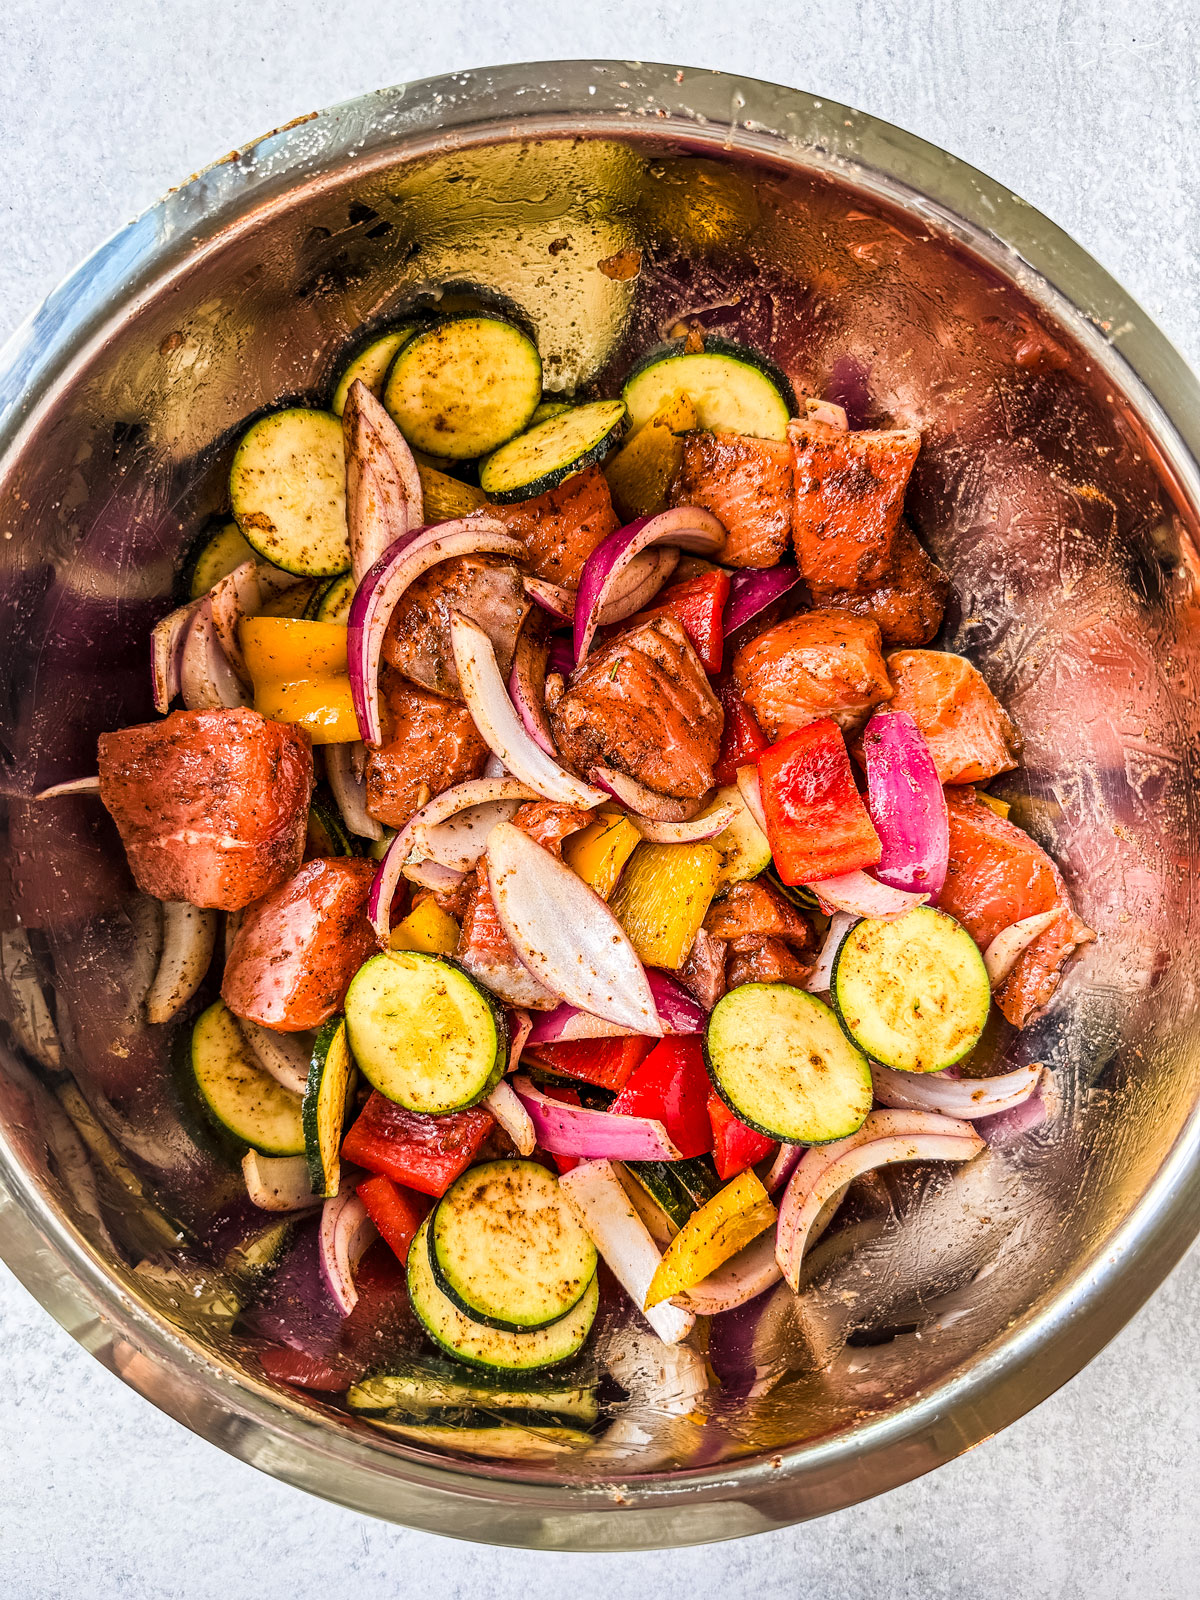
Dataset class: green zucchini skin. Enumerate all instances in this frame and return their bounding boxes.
[305,792,356,857]
[479,399,626,503]
[346,1357,600,1425]
[181,519,259,600]
[529,399,574,426]
[621,336,798,439]
[302,1018,355,1197]
[427,1161,597,1333]
[383,314,542,460]
[624,1155,723,1229]
[357,1418,595,1457]
[330,323,426,417]
[406,1215,599,1373]
[831,906,991,1073]
[190,1001,306,1157]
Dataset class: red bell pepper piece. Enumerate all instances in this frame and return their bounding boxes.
[756,717,881,885]
[706,1090,778,1180]
[526,1035,655,1093]
[356,1174,431,1264]
[610,1036,714,1159]
[604,570,732,675]
[714,682,770,785]
[539,1083,584,1174]
[341,1092,492,1198]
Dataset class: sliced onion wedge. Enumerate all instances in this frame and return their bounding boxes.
[804,398,849,430]
[646,971,706,1035]
[507,1009,533,1074]
[723,567,802,639]
[484,1078,537,1156]
[983,909,1062,987]
[488,822,661,1033]
[861,708,949,898]
[776,1109,984,1290]
[507,629,557,758]
[239,1019,312,1098]
[36,776,101,799]
[523,576,575,622]
[805,911,858,993]
[512,1076,679,1161]
[735,764,769,834]
[633,801,736,846]
[559,1160,694,1345]
[348,520,523,744]
[208,559,262,684]
[417,800,522,873]
[150,599,202,714]
[319,1191,377,1315]
[804,868,927,921]
[325,741,383,842]
[180,599,248,711]
[242,1151,317,1213]
[573,507,725,663]
[591,766,701,822]
[452,612,608,808]
[528,1007,638,1045]
[144,901,217,1025]
[765,1143,804,1194]
[871,1061,1044,1119]
[670,1230,782,1315]
[403,859,466,893]
[343,379,423,585]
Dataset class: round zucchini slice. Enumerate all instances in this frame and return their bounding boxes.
[383,315,542,459]
[343,951,507,1114]
[229,407,349,577]
[182,519,258,599]
[407,1214,599,1372]
[429,1160,598,1332]
[479,399,626,502]
[303,1018,356,1197]
[314,571,355,623]
[832,906,991,1073]
[190,1001,305,1156]
[361,1419,594,1458]
[530,398,574,426]
[622,337,797,439]
[331,323,424,417]
[704,983,872,1144]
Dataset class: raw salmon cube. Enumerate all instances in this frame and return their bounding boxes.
[670,432,793,568]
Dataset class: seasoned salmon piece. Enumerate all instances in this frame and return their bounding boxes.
[510,801,595,857]
[821,521,949,647]
[365,670,489,830]
[939,787,1093,1027]
[703,879,816,955]
[669,432,793,567]
[732,611,892,740]
[675,926,728,1011]
[887,650,1020,784]
[489,465,619,588]
[727,936,814,989]
[789,419,921,592]
[549,616,723,800]
[382,553,529,699]
[97,708,312,910]
[222,857,379,1031]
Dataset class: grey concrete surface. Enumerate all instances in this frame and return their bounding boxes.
[0,2,1197,1595]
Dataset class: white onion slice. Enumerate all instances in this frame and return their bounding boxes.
[983,909,1061,987]
[803,398,849,430]
[633,801,736,846]
[670,1230,782,1315]
[242,1151,317,1212]
[208,559,261,683]
[483,1078,537,1156]
[402,859,466,893]
[417,800,522,874]
[144,901,217,1025]
[150,599,203,714]
[319,1192,377,1315]
[325,742,383,842]
[488,822,661,1034]
[591,766,702,821]
[451,612,608,808]
[239,1019,312,1097]
[805,911,858,992]
[180,599,247,711]
[343,380,423,585]
[36,776,101,799]
[871,1061,1044,1119]
[558,1160,694,1345]
[735,764,769,833]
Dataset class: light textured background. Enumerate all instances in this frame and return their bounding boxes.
[1,3,1198,1595]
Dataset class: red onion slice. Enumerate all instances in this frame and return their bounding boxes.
[591,766,702,822]
[559,1160,694,1344]
[573,507,725,663]
[319,1191,378,1315]
[150,599,202,713]
[528,1007,638,1044]
[523,576,575,622]
[35,776,101,799]
[507,630,557,758]
[239,1019,312,1097]
[451,612,608,808]
[804,868,927,921]
[524,549,682,630]
[776,1110,984,1289]
[348,520,523,744]
[723,567,802,639]
[144,901,217,1025]
[325,741,383,842]
[241,1151,318,1213]
[488,821,661,1033]
[633,801,736,846]
[871,1061,1044,1119]
[766,1143,804,1194]
[180,599,248,711]
[484,1079,537,1156]
[861,708,950,898]
[645,971,706,1034]
[402,859,466,893]
[507,1009,533,1074]
[343,380,423,585]
[670,1230,782,1315]
[805,911,859,993]
[512,1077,681,1160]
[983,909,1062,987]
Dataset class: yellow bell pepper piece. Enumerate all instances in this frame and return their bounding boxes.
[563,811,642,900]
[609,840,720,969]
[241,617,359,744]
[417,463,489,522]
[976,792,1011,820]
[390,897,461,955]
[645,1170,776,1307]
[604,392,697,522]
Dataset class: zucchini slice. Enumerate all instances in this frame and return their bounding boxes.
[360,1418,594,1458]
[479,399,626,502]
[303,1019,356,1197]
[229,408,349,577]
[314,572,355,623]
[622,337,797,440]
[343,951,507,1114]
[407,1215,599,1372]
[832,906,991,1074]
[530,398,574,426]
[306,793,355,857]
[705,983,872,1144]
[331,324,423,417]
[221,1217,294,1288]
[429,1160,597,1332]
[704,784,772,886]
[346,1357,599,1424]
[623,1155,723,1230]
[383,315,542,459]
[183,519,258,599]
[190,1002,305,1156]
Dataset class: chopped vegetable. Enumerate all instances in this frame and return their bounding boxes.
[417,462,490,521]
[706,1091,778,1181]
[511,1075,682,1162]
[241,617,358,744]
[703,784,772,887]
[229,408,349,577]
[341,1092,493,1198]
[356,1174,430,1264]
[860,708,950,898]
[610,569,731,675]
[609,1037,714,1160]
[714,684,770,786]
[645,1169,777,1307]
[303,1019,355,1198]
[563,810,642,899]
[604,391,696,522]
[525,1036,655,1093]
[389,896,460,954]
[609,840,721,970]
[756,719,881,885]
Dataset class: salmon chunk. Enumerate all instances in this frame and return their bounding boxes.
[938,787,1093,1027]
[703,879,816,955]
[732,611,893,739]
[886,650,1020,784]
[727,936,815,989]
[365,670,489,830]
[789,419,921,593]
[670,432,793,567]
[222,857,379,1031]
[549,616,723,799]
[821,520,949,647]
[509,801,595,857]
[97,707,312,910]
[489,465,619,588]
[675,926,728,1011]
[382,554,529,699]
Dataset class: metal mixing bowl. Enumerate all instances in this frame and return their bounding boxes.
[0,61,1197,1549]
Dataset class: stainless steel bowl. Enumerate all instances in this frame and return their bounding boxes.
[0,61,1197,1549]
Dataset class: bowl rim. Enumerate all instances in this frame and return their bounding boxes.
[1,59,1198,1549]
